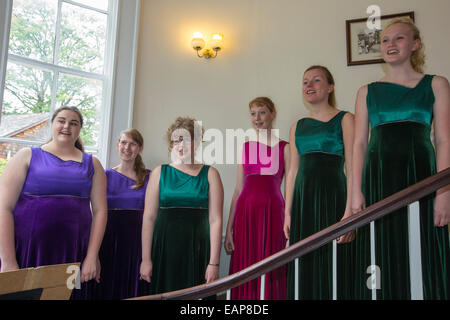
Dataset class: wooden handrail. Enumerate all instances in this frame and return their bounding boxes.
[130,167,450,300]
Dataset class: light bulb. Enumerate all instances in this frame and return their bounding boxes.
[210,33,223,50]
[191,32,205,50]
[192,32,204,39]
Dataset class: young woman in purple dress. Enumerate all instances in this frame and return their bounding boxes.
[0,106,107,299]
[225,97,290,300]
[95,128,151,299]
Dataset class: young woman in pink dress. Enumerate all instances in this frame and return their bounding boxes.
[225,97,290,300]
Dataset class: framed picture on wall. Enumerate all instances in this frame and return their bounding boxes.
[346,11,415,66]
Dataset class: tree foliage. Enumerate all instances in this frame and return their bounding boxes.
[0,158,7,175]
[4,0,106,147]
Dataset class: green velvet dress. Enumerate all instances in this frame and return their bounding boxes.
[149,164,211,294]
[354,75,450,300]
[287,111,355,300]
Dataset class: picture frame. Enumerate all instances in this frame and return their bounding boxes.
[346,11,415,66]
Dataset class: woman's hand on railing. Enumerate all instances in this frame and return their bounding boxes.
[224,230,234,255]
[434,192,450,227]
[337,230,355,244]
[139,259,152,283]
[337,208,356,244]
[351,191,366,215]
[205,264,219,283]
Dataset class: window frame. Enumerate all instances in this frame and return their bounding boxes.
[0,0,140,167]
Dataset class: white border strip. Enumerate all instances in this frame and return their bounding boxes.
[295,257,299,300]
[332,239,337,300]
[370,221,376,300]
[408,201,424,300]
[260,274,265,300]
[0,0,13,123]
[127,0,140,128]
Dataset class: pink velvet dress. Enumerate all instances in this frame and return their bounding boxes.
[229,140,288,300]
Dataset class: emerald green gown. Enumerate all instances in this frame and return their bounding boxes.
[287,111,355,300]
[149,164,211,294]
[354,75,449,300]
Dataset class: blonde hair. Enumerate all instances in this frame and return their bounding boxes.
[119,128,147,189]
[382,17,425,73]
[304,65,336,108]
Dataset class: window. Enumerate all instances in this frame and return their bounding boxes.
[0,0,118,162]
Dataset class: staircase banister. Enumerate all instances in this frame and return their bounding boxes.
[130,167,450,300]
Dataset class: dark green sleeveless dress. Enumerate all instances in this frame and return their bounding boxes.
[354,75,450,300]
[287,111,355,300]
[149,164,211,294]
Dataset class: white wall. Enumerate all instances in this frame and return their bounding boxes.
[106,0,141,167]
[133,0,450,276]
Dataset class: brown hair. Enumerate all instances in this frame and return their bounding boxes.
[304,65,336,108]
[50,106,84,152]
[119,128,147,189]
[382,17,425,73]
[165,116,204,152]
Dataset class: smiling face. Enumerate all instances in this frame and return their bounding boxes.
[117,133,142,163]
[381,22,420,67]
[302,68,334,105]
[250,104,275,130]
[51,109,82,146]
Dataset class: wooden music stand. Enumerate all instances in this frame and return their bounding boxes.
[0,263,80,300]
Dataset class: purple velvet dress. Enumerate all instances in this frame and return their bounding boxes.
[11,147,94,299]
[95,169,151,300]
[229,140,288,300]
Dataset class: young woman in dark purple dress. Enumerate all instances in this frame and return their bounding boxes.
[0,106,107,299]
[95,128,151,299]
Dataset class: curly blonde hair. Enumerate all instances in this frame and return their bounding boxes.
[165,117,204,153]
[382,17,425,73]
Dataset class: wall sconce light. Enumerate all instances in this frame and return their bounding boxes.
[191,32,223,59]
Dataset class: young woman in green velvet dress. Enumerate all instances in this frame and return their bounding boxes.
[140,117,224,294]
[352,17,450,300]
[285,65,356,300]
